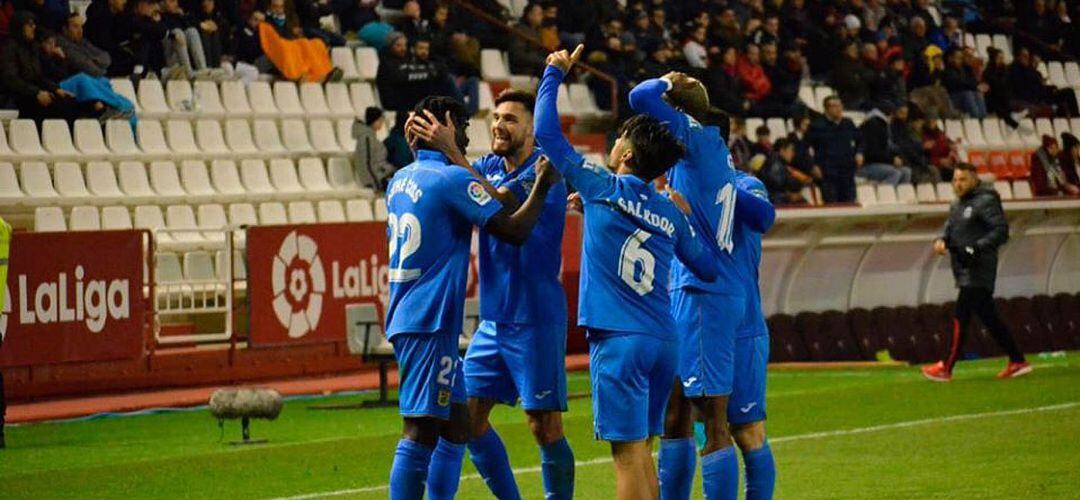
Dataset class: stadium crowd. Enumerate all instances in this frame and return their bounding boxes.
[1,0,1079,203]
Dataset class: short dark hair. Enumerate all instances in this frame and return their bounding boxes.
[824,95,841,107]
[411,96,469,152]
[774,137,794,151]
[702,107,730,142]
[493,89,535,114]
[755,125,770,137]
[618,115,687,181]
[955,162,977,174]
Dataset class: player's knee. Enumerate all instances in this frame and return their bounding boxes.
[441,403,472,444]
[732,421,766,451]
[526,410,564,445]
[403,418,440,447]
[467,398,496,439]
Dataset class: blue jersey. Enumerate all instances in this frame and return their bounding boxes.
[473,149,568,324]
[629,79,743,296]
[732,172,775,338]
[384,150,504,339]
[535,65,719,339]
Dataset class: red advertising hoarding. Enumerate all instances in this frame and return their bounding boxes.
[1,230,147,367]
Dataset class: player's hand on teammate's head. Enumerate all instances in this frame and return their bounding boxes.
[408,110,461,157]
[546,44,584,73]
[566,192,583,213]
[535,155,562,187]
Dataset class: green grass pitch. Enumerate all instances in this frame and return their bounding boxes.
[1,355,1078,499]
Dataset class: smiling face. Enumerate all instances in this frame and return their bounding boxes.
[490,100,532,157]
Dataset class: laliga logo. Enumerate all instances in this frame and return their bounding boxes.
[272,231,326,338]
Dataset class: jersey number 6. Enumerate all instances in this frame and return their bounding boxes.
[619,229,656,296]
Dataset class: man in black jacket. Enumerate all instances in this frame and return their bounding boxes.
[0,11,80,123]
[922,164,1031,382]
[807,95,862,203]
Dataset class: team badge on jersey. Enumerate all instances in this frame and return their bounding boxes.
[468,181,493,206]
[963,206,973,218]
[437,388,451,407]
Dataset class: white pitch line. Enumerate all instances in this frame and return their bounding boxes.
[269,401,1078,500]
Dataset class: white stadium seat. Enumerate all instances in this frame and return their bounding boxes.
[180,160,217,199]
[300,82,331,116]
[197,204,228,243]
[331,46,360,80]
[478,81,495,113]
[210,160,247,198]
[325,82,356,119]
[349,82,378,114]
[992,34,1012,62]
[481,49,510,80]
[1012,180,1033,199]
[225,119,260,156]
[195,119,230,156]
[1035,118,1056,140]
[269,159,305,194]
[20,161,59,201]
[101,206,133,230]
[1065,61,1080,87]
[281,119,314,153]
[298,157,333,193]
[273,81,305,117]
[0,163,24,205]
[896,183,917,204]
[109,78,141,113]
[1053,118,1072,138]
[875,184,898,204]
[42,119,80,158]
[317,200,346,222]
[466,119,492,155]
[240,160,276,198]
[993,180,1013,200]
[936,182,955,202]
[106,120,143,159]
[259,202,288,225]
[327,157,364,194]
[137,78,170,117]
[10,119,46,158]
[253,119,287,153]
[54,162,93,202]
[86,162,125,201]
[309,119,342,153]
[355,47,379,80]
[136,120,171,158]
[221,80,253,116]
[287,201,317,224]
[117,161,157,201]
[217,250,246,280]
[74,119,110,157]
[193,80,227,117]
[165,119,201,157]
[568,83,602,116]
[70,206,101,231]
[135,205,171,242]
[373,197,388,221]
[915,183,937,202]
[346,199,374,222]
[166,79,194,113]
[856,184,877,205]
[35,206,66,232]
[1047,61,1069,88]
[229,203,259,227]
[247,81,279,117]
[166,204,203,244]
[0,121,14,156]
[149,161,187,198]
[156,253,183,282]
[183,251,216,281]
[962,118,987,148]
[336,118,357,151]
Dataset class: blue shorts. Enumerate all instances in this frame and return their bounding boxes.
[464,320,568,411]
[727,334,769,425]
[671,288,744,398]
[391,332,466,420]
[588,331,676,442]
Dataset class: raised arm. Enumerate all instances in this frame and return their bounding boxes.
[735,174,776,234]
[628,77,689,141]
[484,157,560,245]
[534,64,584,174]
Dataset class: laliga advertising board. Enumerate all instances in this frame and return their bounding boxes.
[1,230,147,367]
[246,222,480,346]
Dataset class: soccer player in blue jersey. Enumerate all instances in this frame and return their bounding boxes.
[409,88,574,499]
[628,74,746,500]
[384,96,560,500]
[726,169,778,500]
[536,46,720,499]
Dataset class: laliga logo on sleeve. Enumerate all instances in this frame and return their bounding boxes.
[468,181,492,206]
[272,231,326,338]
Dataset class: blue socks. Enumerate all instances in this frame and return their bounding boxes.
[742,441,776,500]
[539,437,575,499]
[389,439,433,500]
[659,438,697,500]
[701,446,739,500]
[468,427,522,500]
[427,439,466,500]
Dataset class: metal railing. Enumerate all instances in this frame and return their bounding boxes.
[151,228,235,345]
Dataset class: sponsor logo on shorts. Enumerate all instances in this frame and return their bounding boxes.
[534,390,552,400]
[437,389,451,407]
[682,377,698,388]
[740,402,758,413]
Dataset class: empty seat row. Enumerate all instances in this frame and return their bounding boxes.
[2,157,370,206]
[35,200,386,242]
[157,250,246,284]
[856,179,1034,206]
[2,117,361,163]
[478,49,606,117]
[329,46,379,82]
[110,79,384,120]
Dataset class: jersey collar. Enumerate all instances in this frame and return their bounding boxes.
[503,147,543,180]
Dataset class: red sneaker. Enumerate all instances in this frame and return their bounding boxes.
[921,361,952,382]
[997,361,1033,379]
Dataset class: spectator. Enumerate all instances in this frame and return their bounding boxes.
[893,103,939,183]
[395,0,429,44]
[1021,0,1060,50]
[352,107,396,193]
[39,30,136,124]
[861,0,887,33]
[376,31,437,112]
[190,0,229,69]
[981,47,1017,129]
[161,0,208,78]
[682,23,707,69]
[508,3,548,76]
[761,43,801,118]
[830,41,875,111]
[746,124,769,157]
[872,52,907,111]
[1008,47,1078,116]
[727,117,752,169]
[1031,135,1080,196]
[295,0,343,47]
[749,13,779,47]
[234,11,269,70]
[942,48,987,118]
[338,0,378,34]
[0,11,83,123]
[736,44,771,106]
[808,95,863,203]
[712,7,742,48]
[13,0,67,32]
[57,13,111,77]
[638,39,670,80]
[129,0,168,76]
[259,0,338,82]
[84,0,135,76]
[759,137,808,205]
[703,46,749,116]
[901,17,930,62]
[930,16,963,52]
[538,2,560,52]
[922,119,959,181]
[788,113,821,183]
[384,112,414,170]
[858,104,912,186]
